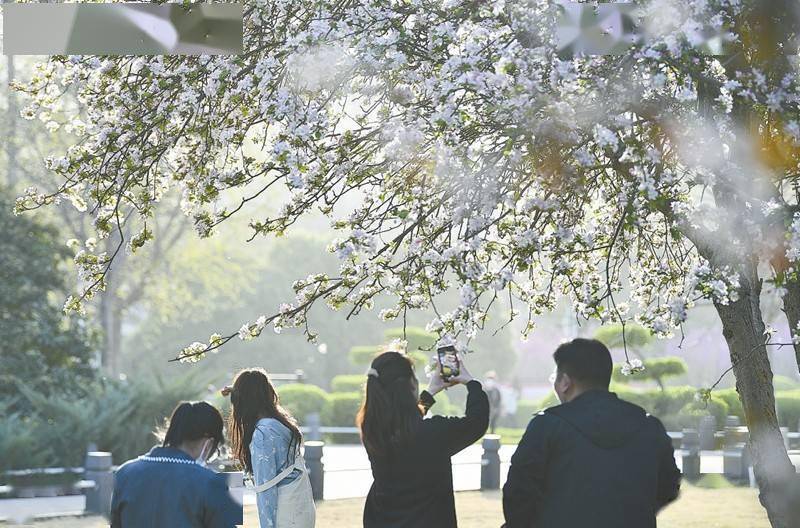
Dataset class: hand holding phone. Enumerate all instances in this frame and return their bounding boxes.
[437,344,461,381]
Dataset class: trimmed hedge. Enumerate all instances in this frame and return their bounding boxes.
[675,395,729,429]
[331,375,366,393]
[348,345,382,366]
[323,392,363,427]
[277,384,330,423]
[714,389,745,421]
[776,390,800,430]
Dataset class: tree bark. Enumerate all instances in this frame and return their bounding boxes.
[713,261,798,527]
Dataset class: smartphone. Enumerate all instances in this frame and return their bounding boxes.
[437,344,460,381]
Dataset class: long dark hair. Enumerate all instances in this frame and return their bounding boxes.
[162,401,225,456]
[227,368,302,474]
[357,351,424,457]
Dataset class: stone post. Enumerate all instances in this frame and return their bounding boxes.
[84,451,114,518]
[680,428,700,481]
[306,413,322,442]
[304,441,324,501]
[480,435,501,490]
[698,415,717,450]
[723,425,750,482]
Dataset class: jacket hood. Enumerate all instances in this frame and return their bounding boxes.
[545,390,648,449]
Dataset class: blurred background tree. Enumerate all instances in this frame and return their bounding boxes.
[0,188,96,411]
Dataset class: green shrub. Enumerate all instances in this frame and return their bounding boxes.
[6,373,204,469]
[714,389,745,421]
[652,386,697,415]
[278,384,330,424]
[0,404,51,472]
[677,395,728,429]
[384,327,437,352]
[331,375,366,393]
[323,392,363,427]
[776,390,800,431]
[611,357,688,388]
[348,346,382,366]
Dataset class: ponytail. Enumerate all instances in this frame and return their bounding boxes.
[357,352,423,457]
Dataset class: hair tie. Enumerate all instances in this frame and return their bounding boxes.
[366,367,379,378]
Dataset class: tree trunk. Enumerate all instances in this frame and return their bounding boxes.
[714,264,798,527]
[99,233,124,377]
[99,288,122,377]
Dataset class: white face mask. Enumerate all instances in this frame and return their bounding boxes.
[195,439,213,467]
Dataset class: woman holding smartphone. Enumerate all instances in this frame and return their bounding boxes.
[357,350,489,528]
[224,368,315,528]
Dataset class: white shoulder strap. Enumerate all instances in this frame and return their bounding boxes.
[251,456,306,494]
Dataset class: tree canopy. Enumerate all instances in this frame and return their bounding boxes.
[13,1,800,361]
[0,189,95,407]
[12,2,800,523]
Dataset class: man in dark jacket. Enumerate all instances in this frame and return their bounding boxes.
[503,338,681,528]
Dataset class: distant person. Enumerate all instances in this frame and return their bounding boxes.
[503,338,681,528]
[358,351,489,528]
[110,401,242,528]
[223,368,315,528]
[484,371,503,434]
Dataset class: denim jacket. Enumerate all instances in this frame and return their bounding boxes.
[250,418,300,528]
[110,446,242,528]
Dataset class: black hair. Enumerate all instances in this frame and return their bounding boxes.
[227,368,302,474]
[553,338,613,389]
[357,351,424,457]
[162,401,225,456]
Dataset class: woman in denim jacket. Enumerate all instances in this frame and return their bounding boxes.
[224,368,315,527]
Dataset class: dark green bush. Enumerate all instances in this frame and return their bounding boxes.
[4,374,203,470]
[322,392,363,427]
[277,384,330,424]
[331,375,366,393]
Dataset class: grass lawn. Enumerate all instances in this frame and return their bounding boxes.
[30,483,769,527]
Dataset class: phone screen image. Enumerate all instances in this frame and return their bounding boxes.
[436,345,460,380]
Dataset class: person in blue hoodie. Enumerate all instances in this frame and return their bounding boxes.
[502,338,681,528]
[110,401,243,527]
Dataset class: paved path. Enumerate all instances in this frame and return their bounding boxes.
[4,446,798,521]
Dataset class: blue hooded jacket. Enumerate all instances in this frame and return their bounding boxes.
[111,446,242,528]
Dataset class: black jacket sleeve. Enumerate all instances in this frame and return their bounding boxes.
[652,417,681,510]
[502,413,553,528]
[427,380,490,456]
[419,390,436,416]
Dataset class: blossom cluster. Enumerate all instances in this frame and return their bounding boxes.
[13,0,800,359]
